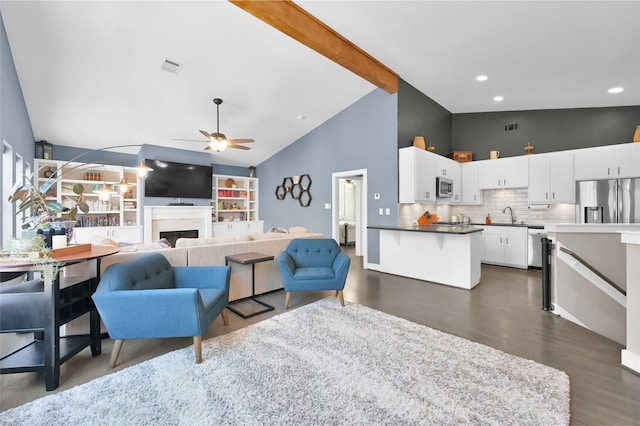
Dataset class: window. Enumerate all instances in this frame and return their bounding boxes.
[2,141,15,246]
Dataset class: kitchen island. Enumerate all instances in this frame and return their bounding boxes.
[368,225,483,289]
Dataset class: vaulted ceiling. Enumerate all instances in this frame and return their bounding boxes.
[2,1,638,167]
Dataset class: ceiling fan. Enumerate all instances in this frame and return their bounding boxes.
[174,98,254,152]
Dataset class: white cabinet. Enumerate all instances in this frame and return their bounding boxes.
[34,159,141,242]
[481,226,528,269]
[212,220,264,237]
[212,222,245,237]
[398,147,436,203]
[213,174,258,222]
[528,151,574,204]
[212,174,260,235]
[449,163,462,203]
[574,143,640,181]
[461,162,483,204]
[74,226,143,243]
[436,156,454,178]
[478,157,528,189]
[247,221,264,234]
[435,156,461,203]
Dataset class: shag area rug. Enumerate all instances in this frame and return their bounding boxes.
[0,298,570,425]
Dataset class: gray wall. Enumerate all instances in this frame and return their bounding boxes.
[397,78,452,155]
[257,89,398,240]
[453,106,640,160]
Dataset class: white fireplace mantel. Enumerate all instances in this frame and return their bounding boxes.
[144,206,212,243]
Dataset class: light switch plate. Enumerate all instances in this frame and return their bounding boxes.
[378,208,383,215]
[385,208,390,215]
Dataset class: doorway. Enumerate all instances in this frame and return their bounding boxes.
[332,169,367,261]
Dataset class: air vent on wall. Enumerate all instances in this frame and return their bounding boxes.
[161,59,181,74]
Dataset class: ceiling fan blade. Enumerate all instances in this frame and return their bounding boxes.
[228,144,251,150]
[199,130,212,139]
[173,138,208,143]
[227,138,255,144]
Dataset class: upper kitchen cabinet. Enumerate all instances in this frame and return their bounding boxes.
[478,156,528,189]
[528,151,574,204]
[435,155,457,178]
[461,162,483,204]
[574,143,640,181]
[436,155,461,203]
[399,147,436,203]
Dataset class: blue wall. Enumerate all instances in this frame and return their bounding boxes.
[1,11,35,244]
[257,89,398,238]
[0,11,33,161]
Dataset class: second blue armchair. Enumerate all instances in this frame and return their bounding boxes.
[277,238,351,309]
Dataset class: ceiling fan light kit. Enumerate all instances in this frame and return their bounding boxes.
[174,98,255,152]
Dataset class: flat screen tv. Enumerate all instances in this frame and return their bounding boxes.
[144,159,213,199]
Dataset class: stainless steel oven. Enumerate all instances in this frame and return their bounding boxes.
[436,177,453,198]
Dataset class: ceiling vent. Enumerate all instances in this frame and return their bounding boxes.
[161,59,181,75]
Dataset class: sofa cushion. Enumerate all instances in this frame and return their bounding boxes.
[175,235,250,248]
[250,232,297,241]
[267,226,289,233]
[287,226,310,234]
[293,266,335,281]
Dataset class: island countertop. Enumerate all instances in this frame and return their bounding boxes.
[368,225,482,289]
[368,225,483,235]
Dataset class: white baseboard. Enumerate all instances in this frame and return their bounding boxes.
[621,349,640,374]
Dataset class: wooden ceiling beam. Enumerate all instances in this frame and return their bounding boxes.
[229,0,399,94]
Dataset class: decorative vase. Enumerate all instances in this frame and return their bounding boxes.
[413,136,426,150]
[633,125,640,143]
[50,220,77,244]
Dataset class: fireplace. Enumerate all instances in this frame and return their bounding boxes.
[160,229,198,247]
[143,206,212,243]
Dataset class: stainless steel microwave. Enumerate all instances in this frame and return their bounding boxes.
[436,177,453,198]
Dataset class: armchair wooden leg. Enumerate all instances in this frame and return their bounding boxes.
[285,292,291,309]
[194,336,202,364]
[335,290,339,297]
[221,308,229,326]
[337,290,345,307]
[110,339,124,369]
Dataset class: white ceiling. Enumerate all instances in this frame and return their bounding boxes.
[2,1,639,168]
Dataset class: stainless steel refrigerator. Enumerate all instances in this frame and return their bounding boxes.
[576,179,640,223]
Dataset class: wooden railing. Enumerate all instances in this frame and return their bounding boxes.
[559,246,626,296]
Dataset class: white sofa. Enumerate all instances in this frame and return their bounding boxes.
[98,228,323,301]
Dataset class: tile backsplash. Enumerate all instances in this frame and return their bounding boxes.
[399,189,576,226]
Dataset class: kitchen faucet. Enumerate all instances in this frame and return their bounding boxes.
[502,206,515,224]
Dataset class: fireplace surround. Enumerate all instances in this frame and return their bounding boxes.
[143,206,212,243]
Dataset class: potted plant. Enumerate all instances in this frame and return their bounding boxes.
[2,234,63,279]
[9,169,90,231]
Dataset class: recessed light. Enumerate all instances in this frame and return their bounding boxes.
[297,115,306,120]
[476,75,488,81]
[493,96,504,102]
[608,87,624,94]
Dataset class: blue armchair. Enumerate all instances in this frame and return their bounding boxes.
[92,253,230,368]
[277,238,351,309]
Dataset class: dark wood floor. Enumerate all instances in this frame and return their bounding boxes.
[2,247,639,424]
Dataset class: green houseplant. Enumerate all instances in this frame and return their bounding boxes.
[2,233,63,279]
[9,170,89,230]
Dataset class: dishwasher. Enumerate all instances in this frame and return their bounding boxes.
[527,228,547,268]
